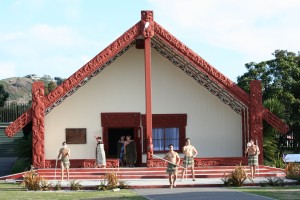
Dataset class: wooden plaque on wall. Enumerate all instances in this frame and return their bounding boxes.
[65,128,87,144]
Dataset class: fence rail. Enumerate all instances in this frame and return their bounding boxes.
[0,103,31,122]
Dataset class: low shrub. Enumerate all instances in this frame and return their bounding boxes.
[21,170,49,191]
[259,177,285,187]
[69,180,83,191]
[97,171,129,190]
[221,164,250,187]
[53,181,62,190]
[285,162,300,181]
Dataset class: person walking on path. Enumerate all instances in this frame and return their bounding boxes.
[163,144,180,189]
[180,138,198,181]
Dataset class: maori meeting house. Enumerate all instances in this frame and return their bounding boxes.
[4,10,289,171]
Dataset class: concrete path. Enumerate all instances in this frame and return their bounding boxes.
[133,187,274,200]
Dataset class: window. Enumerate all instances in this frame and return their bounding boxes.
[142,114,187,153]
[152,127,179,151]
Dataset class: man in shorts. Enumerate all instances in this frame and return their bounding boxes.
[245,139,260,179]
[180,138,198,181]
[163,144,180,189]
[57,141,71,181]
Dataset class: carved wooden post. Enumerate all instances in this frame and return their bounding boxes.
[249,80,263,164]
[32,82,45,168]
[141,10,155,161]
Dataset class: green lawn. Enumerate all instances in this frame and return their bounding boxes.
[234,185,300,200]
[0,183,146,200]
[1,182,300,200]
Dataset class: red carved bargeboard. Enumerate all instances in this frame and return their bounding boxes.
[32,82,45,168]
[147,157,247,167]
[45,159,119,168]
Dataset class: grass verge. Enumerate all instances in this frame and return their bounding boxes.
[233,185,300,200]
[0,183,146,200]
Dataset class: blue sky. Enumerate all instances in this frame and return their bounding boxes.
[0,0,299,82]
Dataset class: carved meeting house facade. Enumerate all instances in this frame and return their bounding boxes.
[5,11,288,168]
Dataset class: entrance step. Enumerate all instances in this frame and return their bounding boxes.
[0,166,285,182]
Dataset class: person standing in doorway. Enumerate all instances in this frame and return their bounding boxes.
[164,144,180,189]
[180,138,198,181]
[94,136,106,168]
[245,139,260,179]
[117,136,125,167]
[57,142,71,181]
[124,135,137,167]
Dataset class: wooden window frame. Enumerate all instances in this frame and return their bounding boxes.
[142,114,187,153]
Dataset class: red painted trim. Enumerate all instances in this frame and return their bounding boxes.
[249,80,264,164]
[242,109,246,155]
[31,82,45,168]
[142,114,187,153]
[45,159,119,168]
[144,37,153,160]
[147,157,248,167]
[101,113,142,166]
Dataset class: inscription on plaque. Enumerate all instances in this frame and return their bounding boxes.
[66,128,87,144]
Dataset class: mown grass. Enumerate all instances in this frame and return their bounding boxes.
[0,183,146,200]
[234,185,300,200]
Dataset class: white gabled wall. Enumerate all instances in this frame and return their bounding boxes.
[45,46,242,160]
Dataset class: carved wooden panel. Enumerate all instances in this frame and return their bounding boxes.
[263,108,289,133]
[101,113,141,127]
[45,159,119,168]
[249,80,263,164]
[32,82,45,168]
[65,128,87,144]
[147,157,247,167]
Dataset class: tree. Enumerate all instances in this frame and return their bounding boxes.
[54,77,65,85]
[237,50,300,153]
[0,84,9,107]
[47,81,57,94]
[263,98,286,167]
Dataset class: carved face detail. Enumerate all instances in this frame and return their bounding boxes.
[142,11,153,22]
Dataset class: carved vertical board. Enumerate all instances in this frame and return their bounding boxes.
[32,82,45,168]
[249,80,263,164]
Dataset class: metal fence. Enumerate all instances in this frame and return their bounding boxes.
[0,103,31,122]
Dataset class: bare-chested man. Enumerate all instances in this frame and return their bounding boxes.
[180,138,198,181]
[57,142,71,181]
[163,144,180,189]
[245,139,260,179]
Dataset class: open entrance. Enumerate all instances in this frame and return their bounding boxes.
[107,128,134,158]
[101,112,142,166]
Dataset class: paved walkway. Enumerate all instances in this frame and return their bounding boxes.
[45,177,275,188]
[133,187,274,200]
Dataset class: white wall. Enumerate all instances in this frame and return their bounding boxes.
[45,46,242,161]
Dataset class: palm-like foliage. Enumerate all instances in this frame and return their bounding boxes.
[263,98,286,168]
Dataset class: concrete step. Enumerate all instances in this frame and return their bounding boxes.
[0,166,285,181]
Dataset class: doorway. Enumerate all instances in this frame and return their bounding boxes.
[101,112,142,166]
[107,128,134,158]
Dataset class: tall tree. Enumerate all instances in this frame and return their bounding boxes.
[0,84,9,107]
[237,50,300,152]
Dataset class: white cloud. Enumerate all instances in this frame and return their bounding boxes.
[149,0,300,59]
